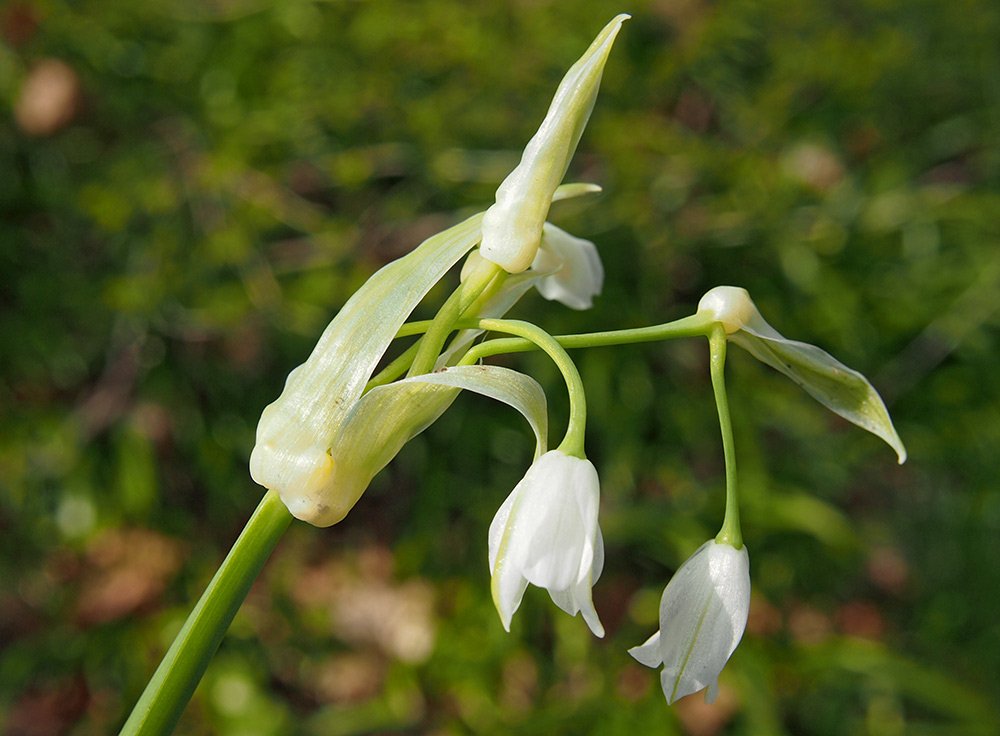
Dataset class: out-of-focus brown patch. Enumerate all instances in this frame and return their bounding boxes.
[499,651,538,714]
[746,592,783,637]
[289,545,437,664]
[310,653,384,704]
[222,320,265,374]
[615,662,653,703]
[674,87,715,134]
[15,59,81,137]
[782,143,845,193]
[1,3,39,47]
[787,602,833,645]
[5,675,89,736]
[75,528,183,625]
[331,578,435,663]
[0,593,41,644]
[674,682,740,736]
[867,546,909,596]
[652,0,711,51]
[549,663,598,704]
[674,201,711,240]
[130,402,174,447]
[920,160,972,187]
[835,600,886,640]
[844,122,882,160]
[75,340,142,439]
[593,575,639,636]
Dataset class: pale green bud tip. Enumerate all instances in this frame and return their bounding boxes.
[479,15,628,274]
[697,286,757,334]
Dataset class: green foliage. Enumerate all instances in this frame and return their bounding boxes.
[2,0,998,733]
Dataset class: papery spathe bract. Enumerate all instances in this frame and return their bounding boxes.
[489,450,605,637]
[250,214,485,525]
[479,15,628,274]
[696,286,907,463]
[629,540,750,704]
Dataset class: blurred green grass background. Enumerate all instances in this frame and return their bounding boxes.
[2,1,999,733]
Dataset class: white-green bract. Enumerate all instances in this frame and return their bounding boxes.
[629,540,751,704]
[489,450,606,637]
[697,286,907,464]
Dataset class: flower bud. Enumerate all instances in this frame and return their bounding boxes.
[479,14,628,273]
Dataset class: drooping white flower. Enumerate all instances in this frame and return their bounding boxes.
[531,223,605,310]
[629,540,750,704]
[479,15,628,273]
[489,450,605,636]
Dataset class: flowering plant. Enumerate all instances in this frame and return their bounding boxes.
[122,14,904,733]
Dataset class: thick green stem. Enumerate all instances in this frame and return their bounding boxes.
[461,318,589,457]
[120,491,293,736]
[709,324,743,549]
[367,340,422,390]
[406,262,503,377]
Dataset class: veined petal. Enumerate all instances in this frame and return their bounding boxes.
[629,631,664,668]
[479,15,628,273]
[656,541,750,704]
[630,540,750,705]
[732,324,907,464]
[547,541,606,638]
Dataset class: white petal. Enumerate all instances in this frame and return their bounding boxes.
[492,560,529,633]
[488,484,518,571]
[532,223,605,310]
[628,631,663,668]
[705,678,720,704]
[733,321,907,463]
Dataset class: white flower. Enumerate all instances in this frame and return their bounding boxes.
[531,223,604,310]
[488,450,605,636]
[629,540,750,704]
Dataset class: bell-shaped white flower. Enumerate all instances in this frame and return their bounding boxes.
[629,540,750,704]
[531,223,605,310]
[489,450,605,637]
[479,15,628,273]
